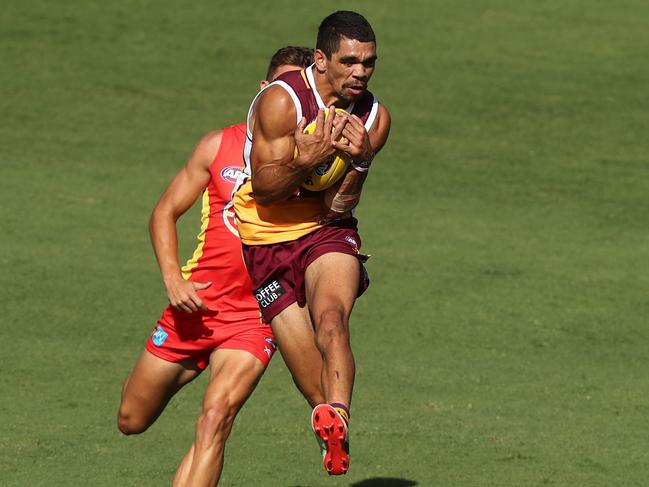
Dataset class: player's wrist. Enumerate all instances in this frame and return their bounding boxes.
[288,155,313,173]
[162,270,183,286]
[350,151,374,173]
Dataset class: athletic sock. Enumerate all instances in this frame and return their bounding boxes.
[329,402,350,426]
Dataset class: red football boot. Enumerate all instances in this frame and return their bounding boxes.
[311,404,349,475]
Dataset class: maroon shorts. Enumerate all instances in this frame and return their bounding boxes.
[242,218,370,323]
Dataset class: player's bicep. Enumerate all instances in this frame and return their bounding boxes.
[250,87,297,175]
[158,168,208,219]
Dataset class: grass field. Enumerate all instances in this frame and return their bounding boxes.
[2,1,649,485]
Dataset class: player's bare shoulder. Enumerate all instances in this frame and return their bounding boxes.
[186,129,223,171]
[369,103,391,154]
[253,85,298,139]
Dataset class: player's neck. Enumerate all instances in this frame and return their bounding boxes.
[311,66,349,109]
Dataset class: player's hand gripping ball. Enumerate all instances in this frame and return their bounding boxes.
[300,108,351,192]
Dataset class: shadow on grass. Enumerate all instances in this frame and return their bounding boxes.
[351,479,418,487]
[291,478,418,487]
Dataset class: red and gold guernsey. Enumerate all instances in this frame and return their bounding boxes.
[233,65,380,245]
[180,123,261,321]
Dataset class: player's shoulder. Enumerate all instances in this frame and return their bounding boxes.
[355,90,390,134]
[275,68,303,82]
[220,122,247,142]
[366,98,391,153]
[369,92,390,127]
[257,69,309,109]
[257,83,297,109]
[255,85,298,132]
[274,68,310,92]
[192,123,247,165]
[377,102,391,125]
[186,129,224,171]
[196,129,224,156]
[364,89,390,119]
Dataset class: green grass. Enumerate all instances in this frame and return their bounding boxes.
[2,1,649,485]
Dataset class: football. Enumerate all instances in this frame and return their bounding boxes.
[299,108,351,192]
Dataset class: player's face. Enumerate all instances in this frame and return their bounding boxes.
[319,37,377,104]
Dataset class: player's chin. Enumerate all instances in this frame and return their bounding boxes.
[341,87,365,103]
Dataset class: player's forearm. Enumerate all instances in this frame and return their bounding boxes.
[338,167,368,197]
[323,167,368,214]
[149,208,183,283]
[252,159,312,206]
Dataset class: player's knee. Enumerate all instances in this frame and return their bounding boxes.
[117,406,150,435]
[195,401,237,444]
[315,309,349,349]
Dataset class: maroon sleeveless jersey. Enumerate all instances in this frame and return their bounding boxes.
[234,66,380,245]
[273,66,378,129]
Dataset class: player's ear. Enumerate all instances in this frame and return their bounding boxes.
[259,80,269,89]
[314,49,328,72]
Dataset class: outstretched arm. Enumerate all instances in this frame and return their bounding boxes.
[149,131,220,313]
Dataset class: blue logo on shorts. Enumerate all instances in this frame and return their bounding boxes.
[264,337,277,350]
[152,326,168,347]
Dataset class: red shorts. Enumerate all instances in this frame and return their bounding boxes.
[145,306,276,370]
[242,218,370,323]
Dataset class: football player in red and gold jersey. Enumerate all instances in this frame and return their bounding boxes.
[233,11,391,476]
[117,47,317,487]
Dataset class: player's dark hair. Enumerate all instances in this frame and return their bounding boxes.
[265,46,314,81]
[316,11,376,58]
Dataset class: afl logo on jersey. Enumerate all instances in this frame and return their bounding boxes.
[221,166,244,184]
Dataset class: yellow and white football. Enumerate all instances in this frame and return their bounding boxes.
[299,108,351,192]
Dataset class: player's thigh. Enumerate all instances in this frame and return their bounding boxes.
[121,350,201,416]
[305,252,361,319]
[202,349,266,412]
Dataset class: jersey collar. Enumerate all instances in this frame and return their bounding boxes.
[306,64,355,113]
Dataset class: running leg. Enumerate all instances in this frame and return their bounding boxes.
[118,350,202,435]
[173,349,265,487]
[271,302,325,407]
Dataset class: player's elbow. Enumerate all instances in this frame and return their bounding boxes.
[149,203,178,231]
[252,192,274,207]
[251,182,281,207]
